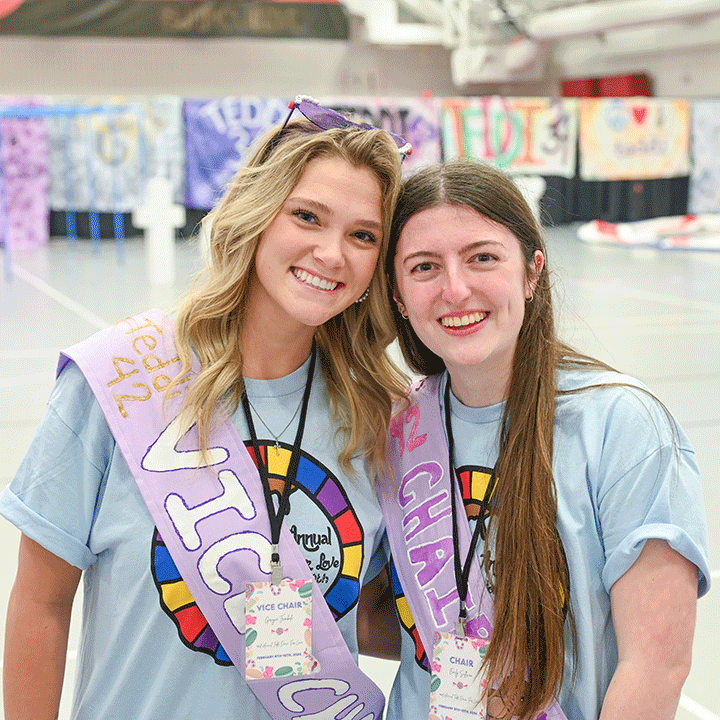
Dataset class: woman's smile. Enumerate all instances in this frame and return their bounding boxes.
[291,267,343,292]
[438,311,489,330]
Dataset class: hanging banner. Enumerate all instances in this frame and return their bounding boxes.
[0,0,348,39]
[0,98,50,248]
[579,98,691,181]
[184,97,290,210]
[46,96,184,212]
[688,99,720,214]
[184,95,441,210]
[320,95,442,174]
[440,97,578,178]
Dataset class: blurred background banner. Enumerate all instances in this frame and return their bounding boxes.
[45,96,184,213]
[184,96,290,210]
[320,95,443,175]
[579,98,690,181]
[0,0,349,38]
[0,98,49,249]
[689,99,720,214]
[440,96,578,178]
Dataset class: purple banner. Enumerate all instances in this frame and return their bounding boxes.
[0,99,50,248]
[184,95,444,209]
[320,95,442,175]
[184,97,290,210]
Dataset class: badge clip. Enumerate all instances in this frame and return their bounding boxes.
[455,600,467,638]
[271,544,283,585]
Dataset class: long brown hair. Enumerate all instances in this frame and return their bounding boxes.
[387,160,599,719]
[169,118,407,477]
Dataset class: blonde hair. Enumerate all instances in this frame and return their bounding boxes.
[170,118,408,476]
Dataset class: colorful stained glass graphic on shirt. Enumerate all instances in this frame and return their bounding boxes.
[152,441,364,664]
[389,556,430,671]
[393,464,494,671]
[245,441,365,619]
[151,529,233,665]
[455,464,496,531]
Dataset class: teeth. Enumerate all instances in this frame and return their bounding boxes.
[293,269,339,291]
[440,312,486,328]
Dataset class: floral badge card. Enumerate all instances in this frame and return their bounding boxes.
[245,578,317,680]
[430,630,489,720]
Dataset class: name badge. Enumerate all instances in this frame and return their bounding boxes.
[430,630,488,720]
[245,578,317,680]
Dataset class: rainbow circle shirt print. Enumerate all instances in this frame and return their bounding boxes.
[392,464,495,671]
[151,441,366,664]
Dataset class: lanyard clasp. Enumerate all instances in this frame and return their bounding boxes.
[271,543,283,585]
[455,600,467,638]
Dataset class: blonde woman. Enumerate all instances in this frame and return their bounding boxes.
[378,159,710,720]
[2,97,410,720]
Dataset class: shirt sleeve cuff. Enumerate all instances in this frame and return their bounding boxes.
[0,487,97,571]
[602,522,711,598]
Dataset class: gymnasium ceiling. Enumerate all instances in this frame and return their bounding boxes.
[3,0,720,86]
[341,0,720,84]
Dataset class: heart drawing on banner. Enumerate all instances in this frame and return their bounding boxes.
[632,106,648,124]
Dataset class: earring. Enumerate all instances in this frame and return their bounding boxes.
[393,294,408,318]
[355,287,370,304]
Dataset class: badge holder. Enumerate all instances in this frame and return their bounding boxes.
[430,626,488,720]
[245,565,317,680]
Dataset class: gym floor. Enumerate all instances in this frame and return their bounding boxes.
[1,225,717,719]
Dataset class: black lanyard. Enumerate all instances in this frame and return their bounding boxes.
[443,378,495,638]
[240,343,316,584]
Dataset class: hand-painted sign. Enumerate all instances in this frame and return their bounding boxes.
[320,95,442,174]
[441,97,578,178]
[45,96,184,213]
[579,98,690,181]
[184,97,290,210]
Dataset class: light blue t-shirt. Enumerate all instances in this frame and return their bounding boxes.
[385,367,710,720]
[1,355,386,720]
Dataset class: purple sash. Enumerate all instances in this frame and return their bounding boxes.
[379,374,567,720]
[60,310,385,720]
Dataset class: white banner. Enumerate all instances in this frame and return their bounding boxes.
[689,100,720,213]
[47,96,184,212]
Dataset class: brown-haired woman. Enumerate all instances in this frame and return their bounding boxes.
[378,159,710,720]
